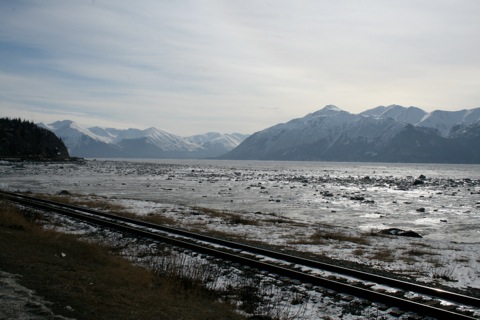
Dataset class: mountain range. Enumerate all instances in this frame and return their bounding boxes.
[38,120,249,159]
[39,104,480,163]
[220,105,480,163]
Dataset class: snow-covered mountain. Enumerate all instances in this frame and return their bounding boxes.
[221,105,480,163]
[38,121,249,159]
[359,105,427,125]
[415,108,480,137]
[186,132,248,156]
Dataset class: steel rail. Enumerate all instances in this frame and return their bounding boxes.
[1,190,478,320]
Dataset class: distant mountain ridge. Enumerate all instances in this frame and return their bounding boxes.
[39,121,249,159]
[220,105,480,163]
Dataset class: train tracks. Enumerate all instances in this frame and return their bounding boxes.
[1,190,479,319]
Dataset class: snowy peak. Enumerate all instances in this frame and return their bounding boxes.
[43,120,75,130]
[142,127,200,151]
[187,132,249,150]
[321,104,343,112]
[188,132,224,145]
[417,108,480,136]
[40,120,248,158]
[307,105,346,117]
[359,106,386,117]
[110,127,201,152]
[304,106,358,132]
[361,105,480,133]
[274,105,355,136]
[361,105,427,124]
[380,105,426,124]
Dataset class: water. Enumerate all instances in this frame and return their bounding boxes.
[101,158,480,179]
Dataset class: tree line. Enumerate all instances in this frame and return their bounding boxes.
[0,117,70,160]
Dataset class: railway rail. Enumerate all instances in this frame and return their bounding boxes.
[1,190,479,319]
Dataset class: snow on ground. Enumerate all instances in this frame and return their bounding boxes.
[1,159,479,318]
[0,271,74,320]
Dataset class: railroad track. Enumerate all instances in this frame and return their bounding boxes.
[1,190,479,319]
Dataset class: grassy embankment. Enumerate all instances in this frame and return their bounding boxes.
[0,199,245,320]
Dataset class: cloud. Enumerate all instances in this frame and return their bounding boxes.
[1,0,480,135]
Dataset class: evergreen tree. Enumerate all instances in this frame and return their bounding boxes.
[0,117,70,160]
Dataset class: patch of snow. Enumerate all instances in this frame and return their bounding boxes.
[0,271,74,320]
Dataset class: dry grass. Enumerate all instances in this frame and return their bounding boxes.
[454,257,470,263]
[40,192,128,213]
[352,248,366,256]
[287,238,319,245]
[400,255,417,265]
[309,230,370,246]
[227,215,260,225]
[399,243,443,265]
[188,225,244,240]
[263,217,290,224]
[0,201,34,230]
[426,256,444,268]
[411,242,433,248]
[191,206,260,226]
[287,229,371,247]
[191,206,225,218]
[0,200,245,320]
[37,192,262,228]
[431,265,457,282]
[142,213,177,225]
[36,192,178,226]
[404,248,437,257]
[370,248,395,263]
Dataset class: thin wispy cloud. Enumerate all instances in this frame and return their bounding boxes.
[1,0,479,135]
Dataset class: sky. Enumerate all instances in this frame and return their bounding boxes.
[1,0,480,136]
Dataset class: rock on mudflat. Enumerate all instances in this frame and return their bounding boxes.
[379,228,422,238]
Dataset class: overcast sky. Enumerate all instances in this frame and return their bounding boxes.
[1,1,479,135]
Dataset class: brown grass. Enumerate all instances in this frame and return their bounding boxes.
[454,257,470,263]
[287,229,371,247]
[263,217,290,224]
[411,242,433,248]
[309,230,370,246]
[426,256,444,268]
[0,201,34,230]
[404,249,437,257]
[40,193,128,212]
[38,192,178,226]
[400,255,417,265]
[0,200,244,320]
[370,248,395,262]
[352,248,365,256]
[142,213,177,225]
[191,206,259,226]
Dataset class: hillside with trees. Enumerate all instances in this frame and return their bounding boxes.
[0,118,69,160]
